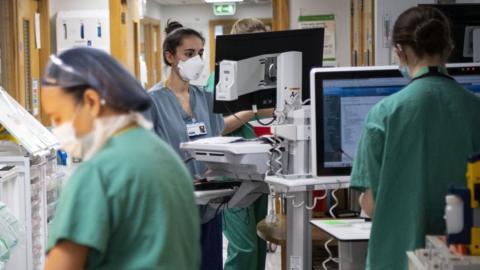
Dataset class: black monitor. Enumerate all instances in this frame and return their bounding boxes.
[311,63,480,178]
[213,28,324,114]
[419,4,480,63]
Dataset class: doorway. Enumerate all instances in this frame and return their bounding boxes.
[208,18,272,71]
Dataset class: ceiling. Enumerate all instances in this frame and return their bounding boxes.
[152,0,270,5]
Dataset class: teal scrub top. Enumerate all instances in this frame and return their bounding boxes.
[350,67,480,270]
[145,84,225,179]
[47,127,200,270]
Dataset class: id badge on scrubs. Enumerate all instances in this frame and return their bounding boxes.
[186,121,207,138]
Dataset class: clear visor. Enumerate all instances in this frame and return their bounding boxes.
[41,55,90,88]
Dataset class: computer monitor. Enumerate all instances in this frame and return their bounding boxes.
[419,4,480,63]
[311,63,480,178]
[213,28,324,114]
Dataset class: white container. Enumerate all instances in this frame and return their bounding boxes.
[445,195,464,234]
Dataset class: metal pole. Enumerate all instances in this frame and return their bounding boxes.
[286,191,312,270]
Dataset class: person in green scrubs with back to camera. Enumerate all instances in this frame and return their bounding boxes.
[350,6,480,270]
[40,47,200,270]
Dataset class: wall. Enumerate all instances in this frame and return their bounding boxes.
[49,0,109,17]
[145,0,164,19]
[145,1,272,86]
[374,0,435,65]
[289,0,351,67]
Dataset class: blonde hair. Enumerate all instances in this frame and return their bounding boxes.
[231,18,267,34]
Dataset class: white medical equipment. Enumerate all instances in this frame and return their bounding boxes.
[407,236,480,270]
[55,10,110,54]
[0,87,62,270]
[0,166,22,270]
[180,51,302,208]
[182,51,331,269]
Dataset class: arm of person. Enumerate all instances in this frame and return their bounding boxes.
[46,165,110,270]
[44,241,89,270]
[350,106,385,219]
[222,108,275,135]
[359,189,375,217]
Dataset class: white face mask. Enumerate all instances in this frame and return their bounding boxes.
[52,113,150,161]
[177,55,205,82]
[52,122,82,159]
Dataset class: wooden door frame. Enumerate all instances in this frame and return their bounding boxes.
[110,0,142,78]
[5,0,51,123]
[272,0,289,31]
[141,16,161,88]
[38,0,52,123]
[208,18,272,71]
[0,0,20,100]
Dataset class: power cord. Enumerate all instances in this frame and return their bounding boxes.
[255,114,276,126]
[252,104,276,126]
[283,185,328,209]
[322,180,343,270]
[263,136,284,176]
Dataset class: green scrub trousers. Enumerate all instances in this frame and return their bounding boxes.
[208,72,269,270]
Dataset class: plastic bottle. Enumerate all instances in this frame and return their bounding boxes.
[445,195,464,234]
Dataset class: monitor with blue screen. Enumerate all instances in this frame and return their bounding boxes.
[311,63,480,178]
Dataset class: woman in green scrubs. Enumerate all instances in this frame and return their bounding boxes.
[351,6,480,270]
[41,47,199,270]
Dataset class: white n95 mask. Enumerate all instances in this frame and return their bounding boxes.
[52,122,82,159]
[178,55,205,82]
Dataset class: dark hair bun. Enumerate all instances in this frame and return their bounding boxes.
[165,20,183,35]
[393,6,453,58]
[414,18,450,55]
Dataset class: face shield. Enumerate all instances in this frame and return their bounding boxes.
[42,55,91,89]
[41,48,151,112]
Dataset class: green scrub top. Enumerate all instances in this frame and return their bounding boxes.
[47,127,200,270]
[350,67,480,270]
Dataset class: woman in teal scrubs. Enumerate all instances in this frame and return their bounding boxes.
[41,47,199,270]
[351,6,480,270]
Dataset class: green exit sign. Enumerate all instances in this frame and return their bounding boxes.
[213,3,236,16]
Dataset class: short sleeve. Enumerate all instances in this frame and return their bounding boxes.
[350,107,385,196]
[204,88,225,136]
[144,94,168,140]
[47,163,110,255]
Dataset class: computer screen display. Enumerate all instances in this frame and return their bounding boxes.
[322,76,408,169]
[311,64,480,178]
[213,28,324,114]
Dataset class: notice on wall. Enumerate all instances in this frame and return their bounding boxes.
[299,14,336,67]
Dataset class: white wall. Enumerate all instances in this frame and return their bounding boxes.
[374,0,435,65]
[49,0,109,17]
[145,1,272,86]
[145,0,164,19]
[289,0,351,67]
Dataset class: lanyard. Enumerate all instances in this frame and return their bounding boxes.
[409,66,455,84]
